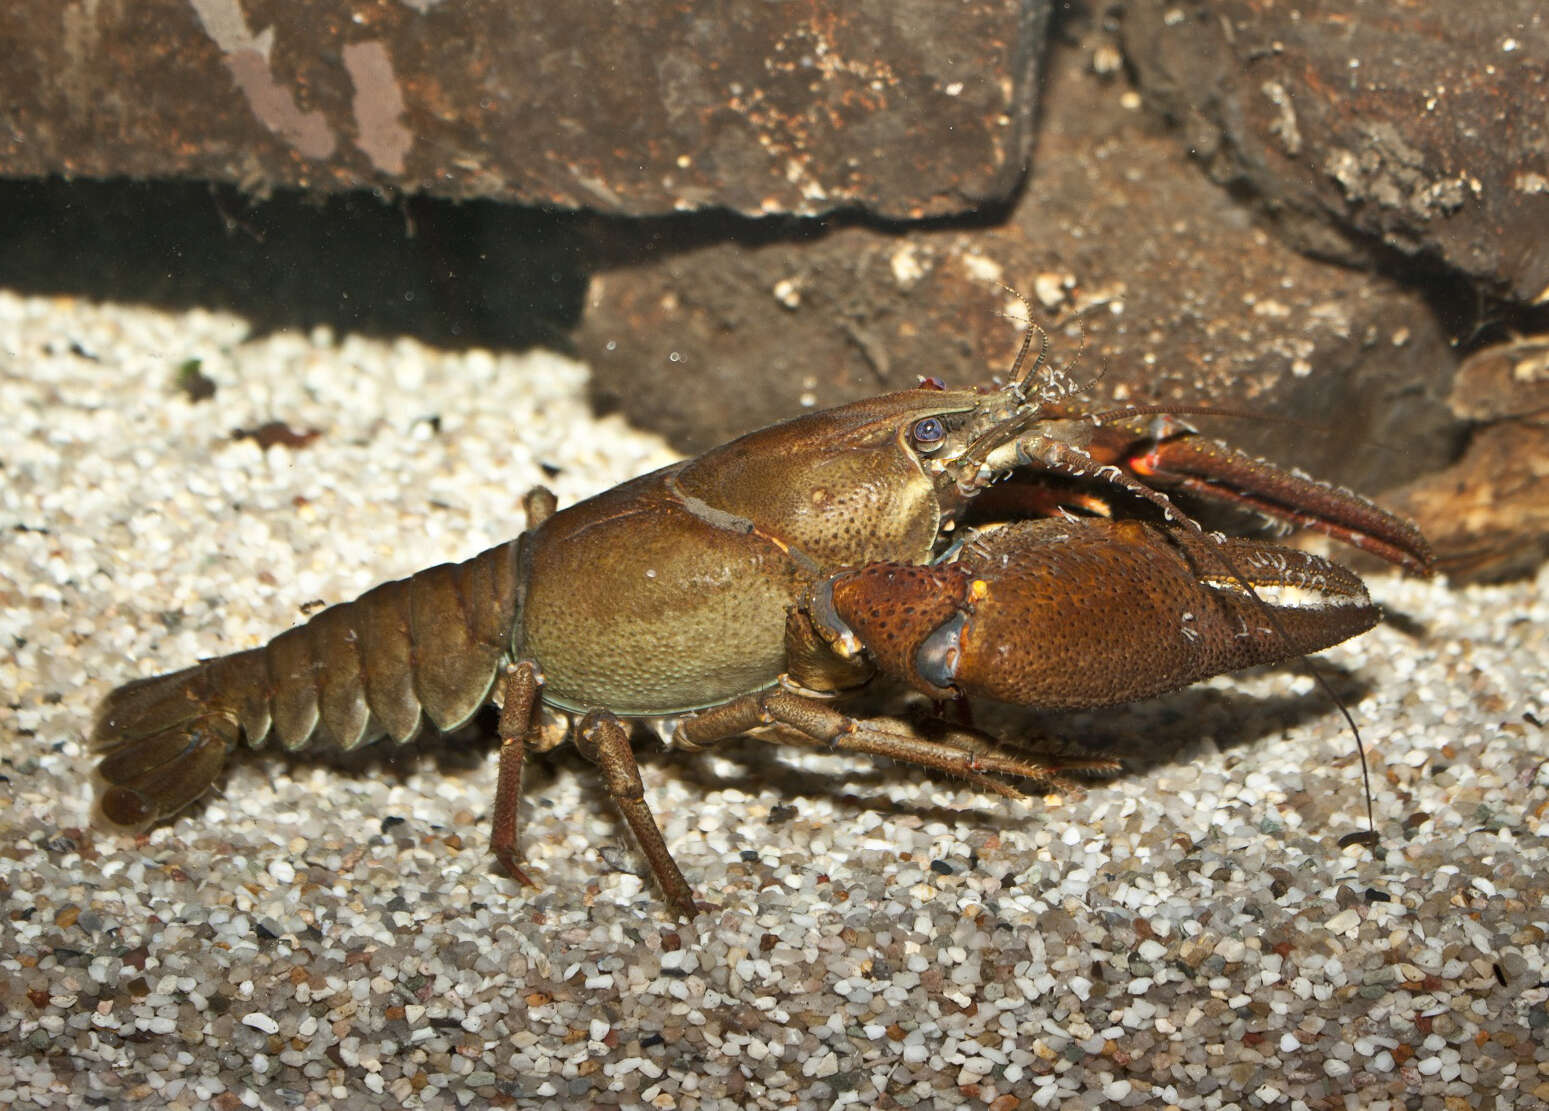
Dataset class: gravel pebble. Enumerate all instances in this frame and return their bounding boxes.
[3,291,1548,1109]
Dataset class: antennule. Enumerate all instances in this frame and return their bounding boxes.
[995,283,1046,396]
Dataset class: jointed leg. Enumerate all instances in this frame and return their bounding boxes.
[674,687,1118,794]
[491,660,543,886]
[574,711,699,920]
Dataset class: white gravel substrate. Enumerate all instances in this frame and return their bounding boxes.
[2,290,1547,1111]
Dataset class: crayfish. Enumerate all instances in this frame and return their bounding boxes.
[90,327,1433,918]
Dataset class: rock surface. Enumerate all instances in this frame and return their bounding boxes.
[577,28,1463,502]
[1389,338,1549,581]
[0,0,1045,219]
[1122,0,1549,304]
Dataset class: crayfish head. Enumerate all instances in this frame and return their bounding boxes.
[668,382,991,567]
[913,371,1086,512]
[668,372,1073,569]
[811,370,1081,538]
[866,378,1063,533]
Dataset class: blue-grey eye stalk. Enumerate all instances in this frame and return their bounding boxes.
[911,416,946,451]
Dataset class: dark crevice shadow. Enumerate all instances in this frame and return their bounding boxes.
[0,178,590,351]
[0,177,1019,356]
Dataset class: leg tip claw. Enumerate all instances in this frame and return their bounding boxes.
[493,853,539,889]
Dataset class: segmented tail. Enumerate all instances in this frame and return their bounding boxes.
[90,536,527,830]
[91,662,246,830]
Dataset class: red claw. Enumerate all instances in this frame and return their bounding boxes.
[810,518,1381,712]
[1084,418,1436,577]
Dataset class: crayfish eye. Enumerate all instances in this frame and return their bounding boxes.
[910,416,947,451]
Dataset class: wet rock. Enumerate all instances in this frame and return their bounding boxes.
[1121,0,1549,304]
[1389,337,1549,582]
[0,0,1047,219]
[577,31,1462,499]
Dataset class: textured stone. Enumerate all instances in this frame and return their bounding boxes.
[577,31,1462,500]
[1389,338,1549,582]
[1121,0,1549,304]
[0,0,1047,219]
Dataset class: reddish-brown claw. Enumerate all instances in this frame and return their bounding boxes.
[1084,414,1436,576]
[804,517,1381,709]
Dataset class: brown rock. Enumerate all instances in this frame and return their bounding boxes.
[1447,337,1549,422]
[1122,0,1549,303]
[1388,338,1549,582]
[578,30,1461,500]
[0,0,1047,219]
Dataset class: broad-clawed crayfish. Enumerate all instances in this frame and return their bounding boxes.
[91,326,1433,917]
